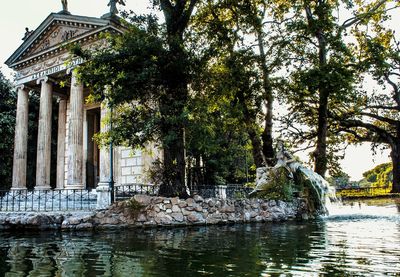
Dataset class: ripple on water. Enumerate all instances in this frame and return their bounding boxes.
[1,199,400,276]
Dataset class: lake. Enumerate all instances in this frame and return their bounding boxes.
[1,198,400,276]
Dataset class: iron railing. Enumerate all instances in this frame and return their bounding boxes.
[191,184,253,199]
[0,183,251,212]
[0,189,97,212]
[114,184,158,201]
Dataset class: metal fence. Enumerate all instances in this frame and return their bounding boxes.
[114,184,158,201]
[0,189,97,212]
[0,183,251,212]
[191,184,253,199]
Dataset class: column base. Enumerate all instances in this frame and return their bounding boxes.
[11,187,27,191]
[65,184,85,190]
[34,186,52,190]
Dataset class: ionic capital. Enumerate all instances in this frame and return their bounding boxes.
[66,67,77,75]
[16,84,36,92]
[36,76,49,85]
[36,76,58,85]
[15,84,26,91]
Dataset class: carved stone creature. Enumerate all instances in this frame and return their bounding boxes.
[108,0,126,15]
[22,27,33,41]
[62,0,68,12]
[250,142,336,215]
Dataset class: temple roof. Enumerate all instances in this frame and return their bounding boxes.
[6,12,125,69]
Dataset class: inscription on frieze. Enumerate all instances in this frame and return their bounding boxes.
[16,57,84,85]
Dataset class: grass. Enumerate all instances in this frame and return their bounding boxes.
[336,186,400,199]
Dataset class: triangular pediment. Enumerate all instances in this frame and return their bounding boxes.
[22,24,94,58]
[6,13,117,67]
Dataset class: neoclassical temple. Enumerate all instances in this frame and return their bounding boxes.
[6,2,157,191]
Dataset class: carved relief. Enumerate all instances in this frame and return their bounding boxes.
[61,29,79,41]
[16,39,104,84]
[44,58,58,67]
[33,63,43,72]
[22,24,93,59]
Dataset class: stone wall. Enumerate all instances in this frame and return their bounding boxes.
[118,148,143,184]
[0,195,309,231]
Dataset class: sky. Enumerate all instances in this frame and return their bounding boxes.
[0,0,394,180]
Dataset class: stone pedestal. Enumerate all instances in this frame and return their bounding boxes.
[35,78,53,190]
[66,70,84,189]
[56,98,67,189]
[217,185,227,199]
[12,86,29,189]
[96,185,112,209]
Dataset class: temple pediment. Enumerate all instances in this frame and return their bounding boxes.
[6,12,122,69]
[23,24,93,58]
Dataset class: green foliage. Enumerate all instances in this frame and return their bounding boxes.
[186,51,258,185]
[331,1,400,191]
[336,187,393,199]
[0,72,15,190]
[362,162,393,188]
[256,167,294,201]
[326,171,351,188]
[124,198,145,219]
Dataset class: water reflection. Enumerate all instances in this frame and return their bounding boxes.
[1,199,400,276]
[0,223,322,276]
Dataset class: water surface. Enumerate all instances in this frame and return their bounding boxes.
[1,198,400,276]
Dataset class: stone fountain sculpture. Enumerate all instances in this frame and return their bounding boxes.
[250,141,336,215]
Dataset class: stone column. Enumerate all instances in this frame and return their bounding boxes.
[56,98,67,189]
[97,103,112,209]
[82,109,88,189]
[12,85,29,189]
[66,69,84,189]
[98,104,111,186]
[35,78,53,190]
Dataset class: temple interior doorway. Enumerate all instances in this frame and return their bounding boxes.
[86,107,101,189]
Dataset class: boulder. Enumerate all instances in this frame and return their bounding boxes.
[171,213,184,222]
[134,194,152,206]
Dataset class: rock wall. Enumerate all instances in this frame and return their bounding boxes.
[0,195,309,231]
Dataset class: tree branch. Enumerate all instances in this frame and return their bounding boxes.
[336,117,394,145]
[360,112,399,125]
[340,0,387,29]
[159,0,173,25]
[366,105,400,111]
[384,73,400,107]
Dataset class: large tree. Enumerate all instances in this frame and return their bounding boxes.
[77,1,198,197]
[282,0,388,177]
[333,17,400,192]
[193,0,290,167]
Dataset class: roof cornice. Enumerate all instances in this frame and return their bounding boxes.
[5,13,125,67]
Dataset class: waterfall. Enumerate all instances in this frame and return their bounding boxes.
[294,165,337,215]
[251,142,338,216]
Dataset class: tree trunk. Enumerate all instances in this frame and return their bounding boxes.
[157,0,199,197]
[158,39,189,197]
[313,22,329,177]
[159,125,188,197]
[391,125,400,193]
[256,28,275,166]
[261,97,275,167]
[314,89,329,177]
[247,125,266,168]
